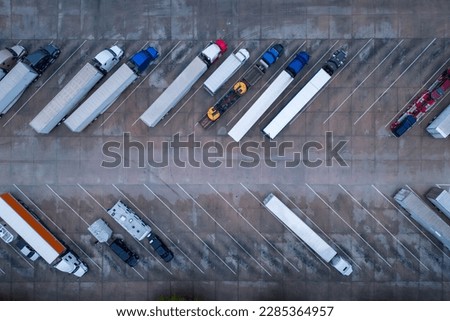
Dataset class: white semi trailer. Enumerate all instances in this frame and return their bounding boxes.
[139,39,228,127]
[30,46,124,134]
[263,193,353,276]
[64,46,159,132]
[426,187,450,220]
[394,187,450,250]
[426,104,450,138]
[0,193,88,276]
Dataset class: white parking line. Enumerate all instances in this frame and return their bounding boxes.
[384,56,450,128]
[272,183,361,270]
[77,184,106,211]
[0,266,5,274]
[143,184,237,275]
[339,184,429,271]
[110,185,176,275]
[324,39,400,124]
[354,38,437,125]
[13,184,102,271]
[176,183,272,276]
[3,40,88,128]
[225,40,309,127]
[46,185,89,226]
[371,184,450,260]
[131,267,145,280]
[305,183,392,267]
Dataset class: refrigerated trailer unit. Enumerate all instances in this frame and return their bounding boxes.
[263,193,353,276]
[30,46,124,134]
[426,187,450,220]
[0,193,88,276]
[394,187,450,250]
[263,48,347,139]
[227,51,310,142]
[64,46,159,132]
[426,104,450,138]
[139,40,227,127]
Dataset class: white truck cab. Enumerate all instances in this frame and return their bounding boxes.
[94,45,124,73]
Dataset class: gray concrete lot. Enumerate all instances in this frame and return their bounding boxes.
[0,0,450,300]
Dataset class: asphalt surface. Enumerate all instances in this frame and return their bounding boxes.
[0,0,449,300]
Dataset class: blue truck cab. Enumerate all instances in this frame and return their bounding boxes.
[285,51,310,77]
[261,44,284,66]
[128,46,159,75]
[392,115,416,137]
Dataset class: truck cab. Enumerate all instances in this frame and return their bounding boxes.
[93,45,124,74]
[261,44,284,67]
[55,251,88,277]
[0,45,27,73]
[128,46,159,74]
[330,255,353,276]
[200,39,227,66]
[23,44,60,75]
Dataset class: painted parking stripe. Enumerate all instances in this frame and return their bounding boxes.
[46,185,89,226]
[238,183,304,272]
[339,184,429,271]
[225,41,309,127]
[0,266,5,274]
[132,267,145,280]
[354,38,437,125]
[3,40,88,128]
[371,184,450,260]
[77,184,106,211]
[176,183,273,276]
[324,38,399,124]
[305,183,392,267]
[272,183,361,270]
[384,56,450,128]
[143,184,237,275]
[13,184,102,271]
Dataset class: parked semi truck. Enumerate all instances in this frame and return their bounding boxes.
[203,48,250,95]
[139,40,228,127]
[0,44,60,117]
[391,67,450,137]
[228,51,310,142]
[426,187,450,220]
[0,45,27,81]
[263,193,353,276]
[64,46,159,132]
[199,44,284,129]
[107,200,152,241]
[394,187,450,250]
[30,46,124,134]
[0,193,88,276]
[426,103,450,138]
[263,48,347,139]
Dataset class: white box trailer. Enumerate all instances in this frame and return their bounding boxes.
[426,187,450,219]
[64,64,137,132]
[0,193,88,276]
[394,187,450,250]
[107,200,151,241]
[30,46,123,134]
[263,193,353,276]
[263,69,330,139]
[0,62,38,115]
[228,71,294,142]
[88,218,113,243]
[140,40,227,127]
[203,49,249,95]
[426,104,450,138]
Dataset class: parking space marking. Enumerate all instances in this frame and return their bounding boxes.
[3,40,88,128]
[131,267,145,280]
[384,56,450,128]
[176,183,272,275]
[371,184,450,260]
[226,41,308,127]
[77,184,106,211]
[46,185,89,226]
[0,266,5,274]
[354,38,437,125]
[13,184,102,271]
[339,184,429,271]
[272,184,360,270]
[143,184,237,275]
[305,183,392,267]
[239,183,300,272]
[111,185,176,275]
[324,39,400,124]
[102,41,181,127]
